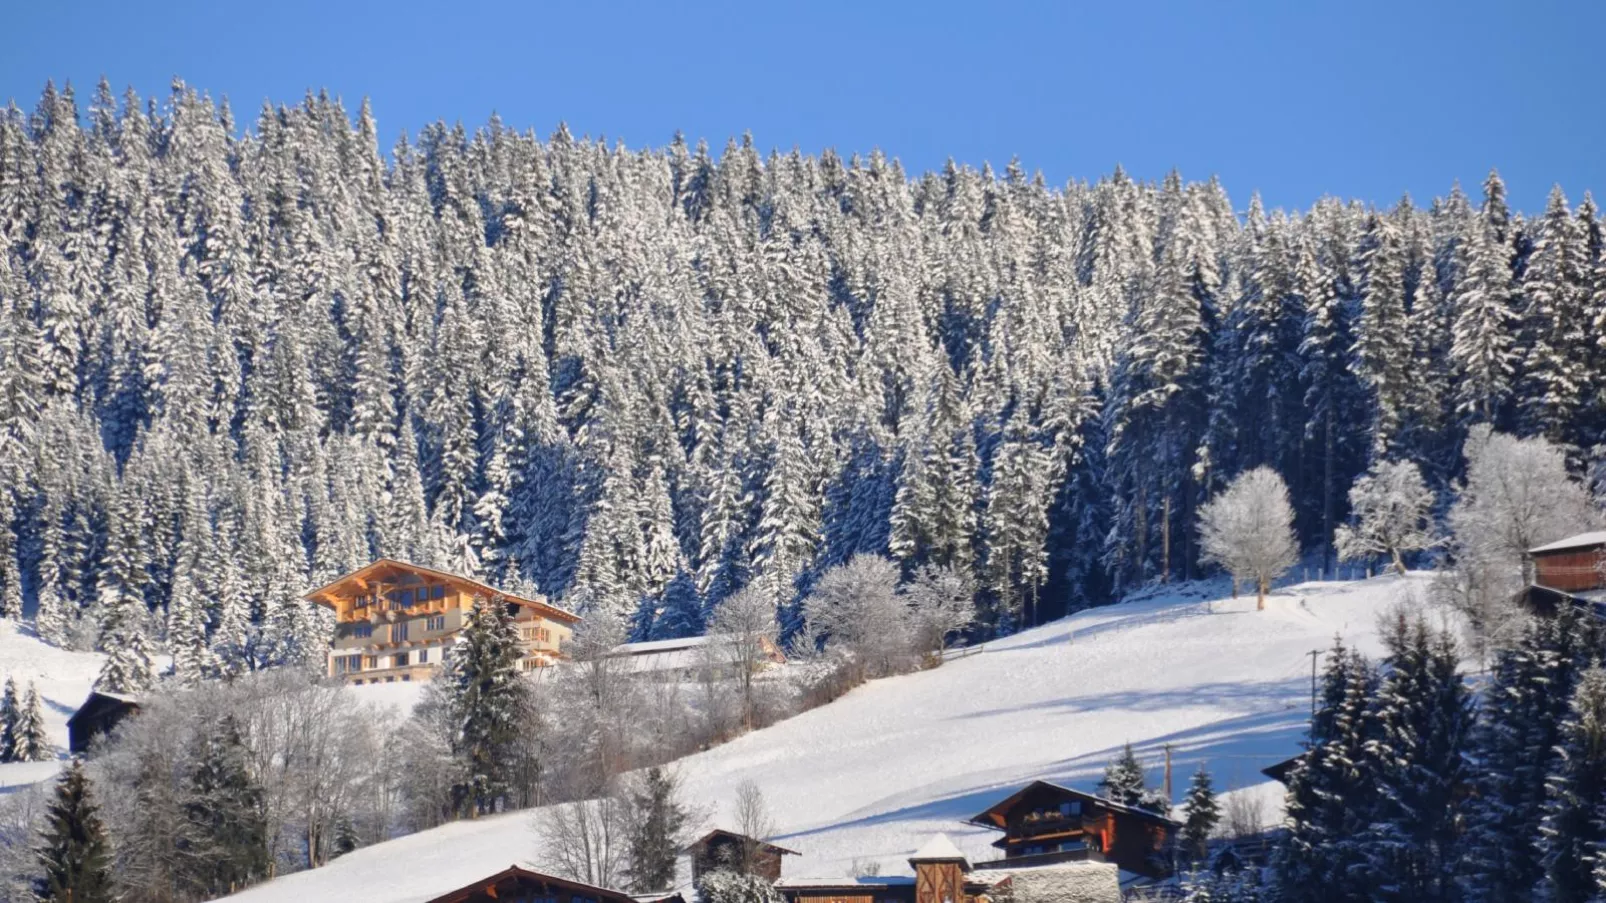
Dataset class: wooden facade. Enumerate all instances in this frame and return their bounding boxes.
[965,781,1180,879]
[67,691,141,754]
[425,865,644,903]
[1530,533,1606,593]
[688,829,800,884]
[307,559,581,684]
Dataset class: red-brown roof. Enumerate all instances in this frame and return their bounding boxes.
[425,865,636,903]
[304,558,580,624]
[965,780,1181,829]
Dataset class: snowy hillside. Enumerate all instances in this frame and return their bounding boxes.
[221,572,1433,903]
[0,621,107,791]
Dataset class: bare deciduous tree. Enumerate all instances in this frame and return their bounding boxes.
[537,790,631,889]
[731,779,776,876]
[709,586,779,730]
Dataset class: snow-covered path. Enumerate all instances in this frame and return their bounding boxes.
[222,573,1429,903]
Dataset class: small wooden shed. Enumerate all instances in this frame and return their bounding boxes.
[66,690,142,754]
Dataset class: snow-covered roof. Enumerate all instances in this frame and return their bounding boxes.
[983,863,1121,903]
[615,636,715,655]
[774,877,916,889]
[1529,531,1606,554]
[910,833,968,863]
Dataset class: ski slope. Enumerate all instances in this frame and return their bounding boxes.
[0,620,108,792]
[222,573,1433,903]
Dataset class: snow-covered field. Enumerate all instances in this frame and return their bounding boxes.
[0,621,107,792]
[222,572,1433,903]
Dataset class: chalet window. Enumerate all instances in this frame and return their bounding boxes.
[1061,801,1080,817]
[399,589,414,607]
[352,624,373,639]
[394,652,410,667]
[419,649,429,664]
[364,656,378,669]
[394,622,409,642]
[431,585,446,600]
[427,616,446,631]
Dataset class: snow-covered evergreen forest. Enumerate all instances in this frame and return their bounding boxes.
[0,79,1603,660]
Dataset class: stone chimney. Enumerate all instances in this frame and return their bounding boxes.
[910,834,970,903]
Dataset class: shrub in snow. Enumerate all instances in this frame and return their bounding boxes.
[1197,467,1298,609]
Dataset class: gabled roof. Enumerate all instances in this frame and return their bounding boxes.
[305,558,580,623]
[686,828,800,857]
[965,780,1180,829]
[910,832,969,866]
[1529,531,1606,555]
[66,690,142,726]
[425,865,636,903]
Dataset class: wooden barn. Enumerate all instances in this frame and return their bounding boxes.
[307,559,581,684]
[964,780,1180,878]
[611,635,787,682]
[424,865,647,903]
[688,829,800,884]
[67,690,141,754]
[1528,532,1606,593]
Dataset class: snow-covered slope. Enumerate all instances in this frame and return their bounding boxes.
[0,621,107,791]
[222,573,1431,903]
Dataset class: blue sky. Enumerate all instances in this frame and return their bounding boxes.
[3,0,1600,214]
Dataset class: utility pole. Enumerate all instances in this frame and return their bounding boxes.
[1307,648,1322,732]
[1163,743,1173,802]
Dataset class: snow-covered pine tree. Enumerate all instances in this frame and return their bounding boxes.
[445,595,529,817]
[1353,212,1413,462]
[1539,664,1606,903]
[1274,637,1380,903]
[625,766,692,893]
[1180,765,1219,864]
[34,758,114,903]
[1355,615,1473,903]
[1462,605,1595,903]
[11,682,49,762]
[95,627,155,696]
[1518,186,1589,446]
[1098,743,1168,813]
[166,566,215,685]
[185,713,271,896]
[0,677,16,763]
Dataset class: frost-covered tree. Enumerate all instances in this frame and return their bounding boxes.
[1334,460,1439,574]
[708,584,779,730]
[1197,467,1298,609]
[802,555,911,678]
[95,627,154,696]
[1180,766,1220,864]
[1098,743,1169,814]
[1539,665,1606,903]
[35,758,114,903]
[904,562,976,656]
[444,596,529,816]
[11,683,49,763]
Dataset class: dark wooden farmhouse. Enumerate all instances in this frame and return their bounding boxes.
[964,780,1180,878]
[688,829,800,884]
[66,690,141,755]
[425,865,652,903]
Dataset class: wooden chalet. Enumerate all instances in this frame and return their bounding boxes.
[688,829,800,884]
[307,559,581,685]
[67,690,142,754]
[964,781,1180,879]
[424,865,642,903]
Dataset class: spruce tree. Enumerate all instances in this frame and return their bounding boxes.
[1098,743,1168,812]
[1180,765,1219,865]
[446,596,529,816]
[34,758,114,903]
[1356,615,1473,903]
[12,683,49,762]
[1540,665,1606,903]
[96,626,155,695]
[185,714,271,897]
[0,677,17,764]
[626,766,691,892]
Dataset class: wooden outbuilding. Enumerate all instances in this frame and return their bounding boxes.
[965,781,1180,879]
[425,865,641,903]
[1528,532,1606,593]
[687,829,800,884]
[67,690,142,754]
